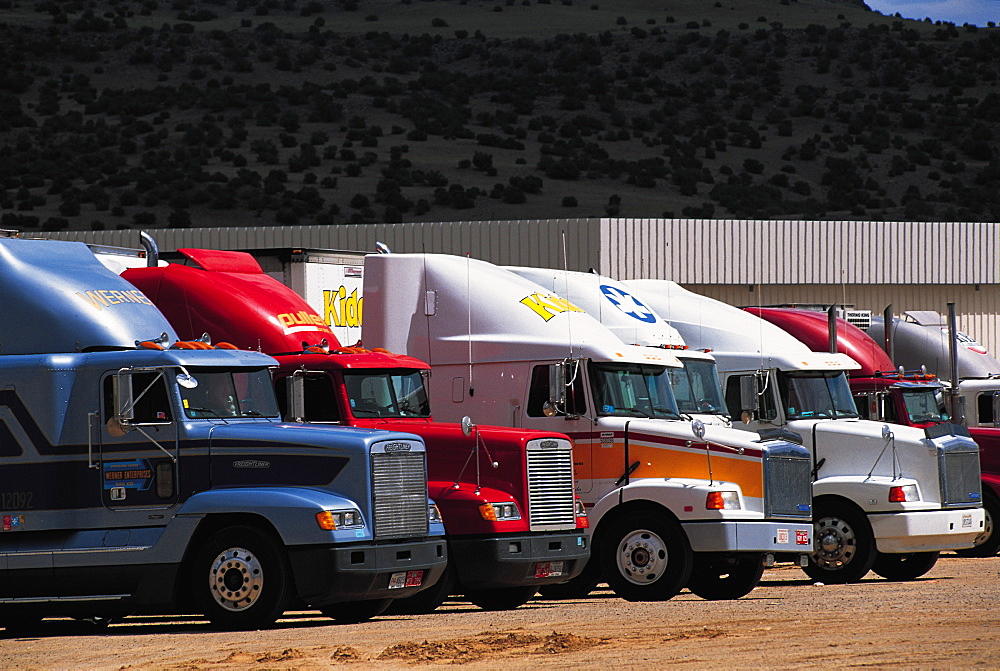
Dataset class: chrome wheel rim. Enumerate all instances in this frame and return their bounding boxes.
[813,516,858,569]
[617,528,668,585]
[209,546,263,612]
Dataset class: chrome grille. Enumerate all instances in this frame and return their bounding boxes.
[939,438,982,507]
[371,449,428,538]
[762,441,813,519]
[526,438,577,531]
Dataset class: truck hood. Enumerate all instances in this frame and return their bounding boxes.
[204,421,426,454]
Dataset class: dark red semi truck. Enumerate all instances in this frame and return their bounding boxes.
[123,248,590,612]
[747,307,997,558]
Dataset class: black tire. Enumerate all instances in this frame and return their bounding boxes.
[383,564,456,615]
[464,586,537,611]
[192,525,292,630]
[321,598,392,624]
[537,556,602,600]
[803,502,877,584]
[954,490,1000,558]
[871,551,939,581]
[599,510,693,602]
[686,553,765,600]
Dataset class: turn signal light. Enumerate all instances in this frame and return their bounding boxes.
[706,491,741,510]
[479,502,521,522]
[574,499,590,528]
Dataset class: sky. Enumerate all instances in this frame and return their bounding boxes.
[865,0,1000,26]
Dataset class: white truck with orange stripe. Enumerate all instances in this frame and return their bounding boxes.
[362,253,813,601]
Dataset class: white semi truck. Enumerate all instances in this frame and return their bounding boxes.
[362,253,814,601]
[625,279,984,583]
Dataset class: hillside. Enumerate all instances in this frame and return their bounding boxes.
[1,0,998,232]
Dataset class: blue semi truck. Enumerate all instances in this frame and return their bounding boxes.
[0,234,447,630]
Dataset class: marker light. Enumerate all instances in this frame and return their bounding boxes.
[316,509,363,530]
[574,499,590,529]
[706,491,741,510]
[888,484,919,502]
[479,501,521,522]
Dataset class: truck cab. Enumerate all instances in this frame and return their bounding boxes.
[363,253,814,603]
[123,247,590,613]
[625,279,984,584]
[0,236,447,630]
[749,305,999,558]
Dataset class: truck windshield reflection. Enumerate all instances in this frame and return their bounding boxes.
[589,363,681,419]
[343,370,432,418]
[180,368,280,419]
[780,371,859,420]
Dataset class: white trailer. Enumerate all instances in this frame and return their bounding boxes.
[362,253,814,602]
[625,279,985,583]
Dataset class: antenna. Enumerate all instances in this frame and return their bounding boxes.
[467,252,474,397]
[561,230,573,358]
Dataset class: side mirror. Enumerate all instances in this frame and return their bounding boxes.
[287,373,306,422]
[739,375,759,419]
[547,362,567,413]
[112,371,135,424]
[461,415,474,437]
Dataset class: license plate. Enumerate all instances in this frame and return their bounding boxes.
[962,513,973,528]
[390,570,424,589]
[534,561,564,578]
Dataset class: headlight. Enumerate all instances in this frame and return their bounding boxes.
[315,509,364,530]
[705,491,741,510]
[428,503,443,524]
[479,501,521,522]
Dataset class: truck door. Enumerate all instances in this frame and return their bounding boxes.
[100,370,180,510]
[525,361,594,493]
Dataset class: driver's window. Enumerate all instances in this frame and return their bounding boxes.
[103,372,172,424]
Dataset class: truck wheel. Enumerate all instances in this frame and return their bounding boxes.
[321,599,392,623]
[954,491,999,558]
[538,556,602,600]
[464,586,537,611]
[686,553,765,600]
[193,525,292,630]
[803,504,877,584]
[383,564,456,615]
[871,551,939,581]
[599,511,692,602]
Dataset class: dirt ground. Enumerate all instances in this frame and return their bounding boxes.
[3,555,998,670]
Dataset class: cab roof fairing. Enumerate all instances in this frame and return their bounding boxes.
[707,349,861,374]
[362,253,681,369]
[621,279,815,356]
[0,237,178,355]
[123,253,338,355]
[503,266,689,350]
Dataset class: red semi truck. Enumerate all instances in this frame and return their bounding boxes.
[123,248,590,612]
[746,307,998,558]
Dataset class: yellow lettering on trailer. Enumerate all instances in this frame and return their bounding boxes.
[519,293,585,322]
[323,286,363,328]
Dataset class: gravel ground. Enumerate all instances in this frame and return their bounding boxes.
[2,555,998,669]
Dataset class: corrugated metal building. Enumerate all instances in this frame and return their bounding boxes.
[42,218,999,353]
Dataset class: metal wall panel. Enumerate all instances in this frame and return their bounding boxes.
[600,219,998,285]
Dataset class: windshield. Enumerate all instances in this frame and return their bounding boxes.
[343,370,431,418]
[901,388,950,424]
[589,362,681,419]
[779,371,859,420]
[180,368,280,419]
[669,358,728,416]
